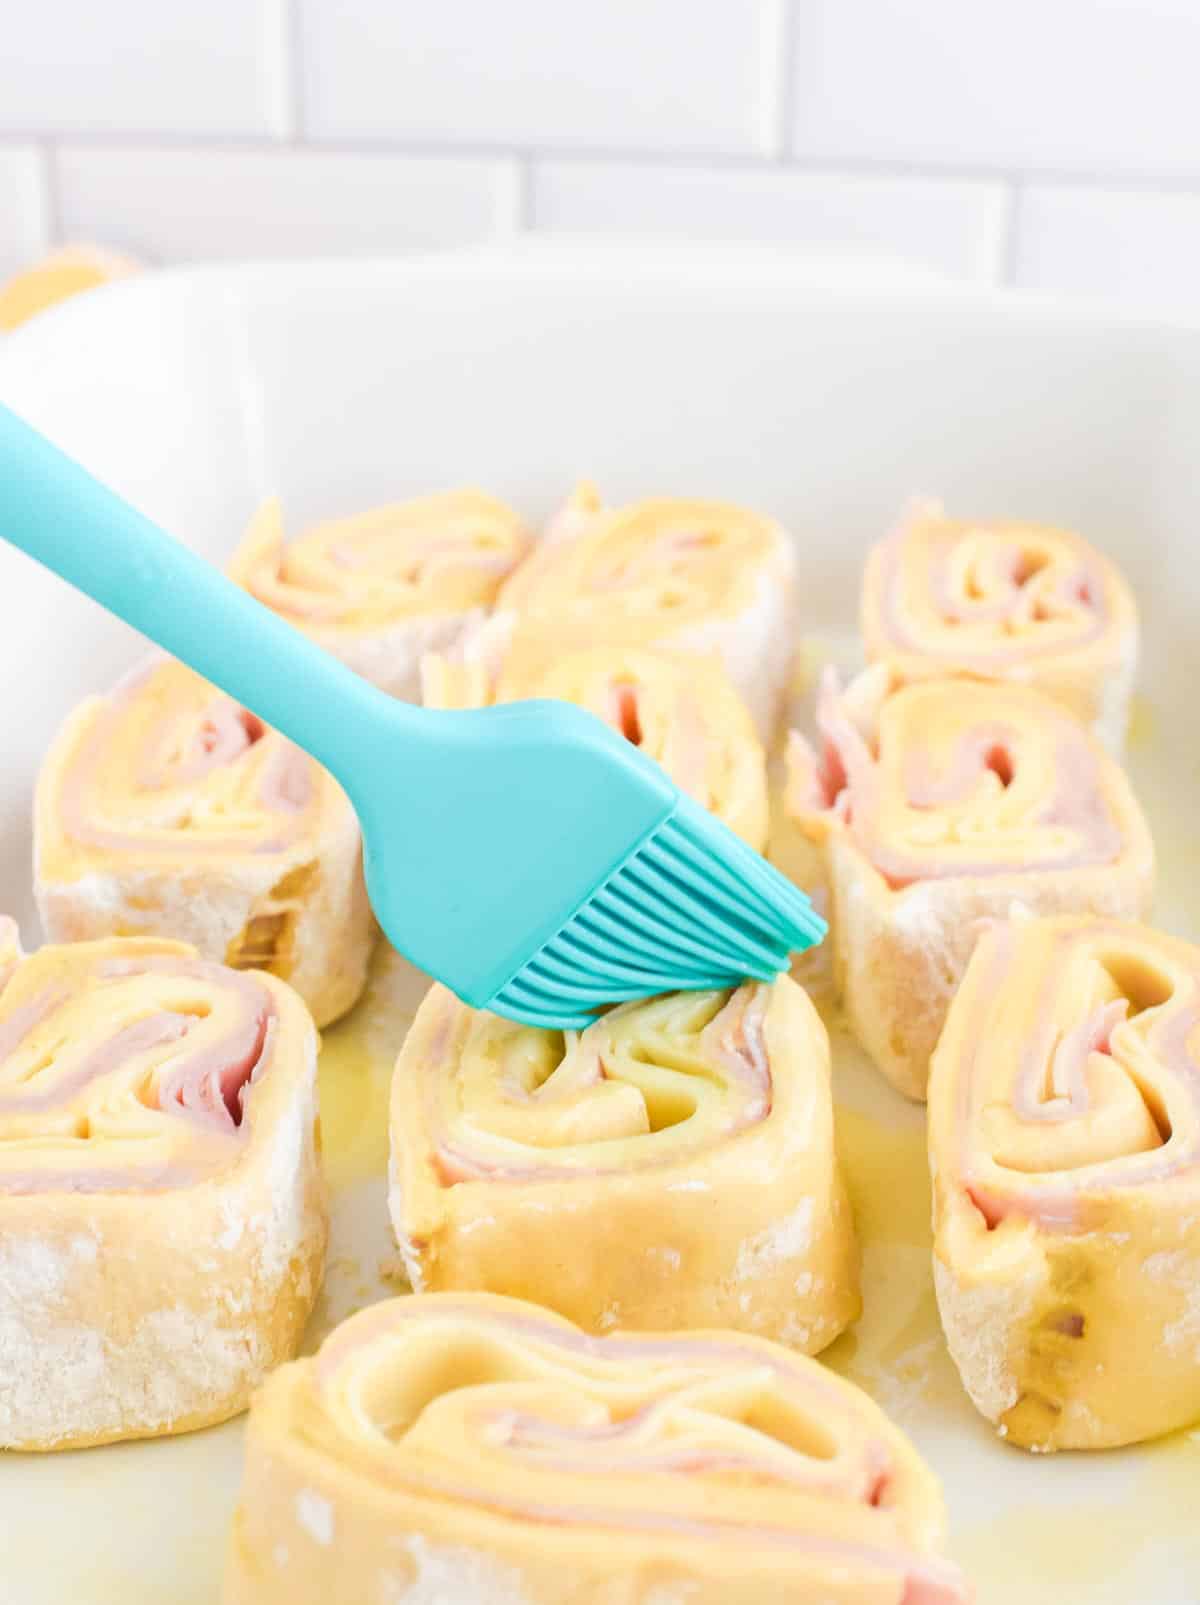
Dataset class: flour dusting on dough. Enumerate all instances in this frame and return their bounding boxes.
[383,1532,529,1605]
[295,1490,334,1546]
[734,1200,814,1282]
[1142,1249,1200,1355]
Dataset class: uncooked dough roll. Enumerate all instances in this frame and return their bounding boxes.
[861,500,1138,749]
[487,483,798,736]
[930,915,1200,1452]
[390,978,858,1352]
[228,492,529,699]
[423,643,769,849]
[35,657,373,1028]
[0,931,326,1450]
[223,1291,971,1605]
[786,666,1153,1099]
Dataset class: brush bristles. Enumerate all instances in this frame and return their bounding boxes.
[488,795,826,1030]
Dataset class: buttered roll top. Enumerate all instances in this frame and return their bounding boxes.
[930,916,1200,1450]
[224,1292,970,1605]
[789,668,1150,890]
[390,979,859,1352]
[0,937,284,1192]
[862,501,1137,745]
[230,492,528,651]
[488,485,798,734]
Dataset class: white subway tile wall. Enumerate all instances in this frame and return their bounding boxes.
[0,0,280,138]
[531,160,1008,280]
[297,0,773,155]
[789,0,1200,178]
[0,0,1195,310]
[56,148,518,262]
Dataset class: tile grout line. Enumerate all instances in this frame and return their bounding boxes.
[495,153,532,234]
[9,130,1200,213]
[7,128,1200,196]
[1000,179,1023,287]
[758,0,797,160]
[37,139,62,247]
[514,154,534,231]
[264,0,302,143]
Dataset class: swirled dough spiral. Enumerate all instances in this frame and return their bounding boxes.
[481,483,798,736]
[229,492,529,699]
[35,657,373,1027]
[786,666,1153,1097]
[0,931,326,1450]
[390,979,858,1351]
[223,1291,970,1605]
[930,915,1200,1451]
[861,501,1137,749]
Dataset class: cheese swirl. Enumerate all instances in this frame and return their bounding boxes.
[224,1292,970,1605]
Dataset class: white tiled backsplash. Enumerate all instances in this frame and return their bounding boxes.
[0,0,1196,311]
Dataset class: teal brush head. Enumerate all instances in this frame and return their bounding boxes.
[350,699,826,1030]
[488,790,825,1028]
[0,401,826,1029]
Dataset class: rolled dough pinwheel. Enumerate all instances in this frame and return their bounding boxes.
[485,483,798,736]
[228,491,529,700]
[786,666,1153,1098]
[390,980,858,1352]
[862,501,1137,749]
[223,1291,971,1605]
[930,915,1200,1451]
[35,657,373,1027]
[0,930,326,1450]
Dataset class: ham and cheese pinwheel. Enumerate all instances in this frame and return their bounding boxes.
[931,916,1200,1452]
[423,643,769,849]
[787,667,1153,1099]
[483,483,798,736]
[223,1292,971,1605]
[390,979,858,1352]
[0,931,326,1450]
[228,492,529,700]
[862,501,1138,750]
[35,658,373,1028]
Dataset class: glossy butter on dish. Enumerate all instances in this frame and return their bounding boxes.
[423,642,769,850]
[786,666,1153,1100]
[861,500,1138,750]
[228,491,530,701]
[34,657,374,1028]
[930,915,1200,1452]
[478,482,798,738]
[389,978,859,1352]
[0,929,326,1450]
[222,1291,971,1605]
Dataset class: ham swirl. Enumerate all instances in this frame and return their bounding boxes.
[223,1291,972,1605]
[930,915,1200,1452]
[34,657,373,1028]
[390,980,859,1352]
[228,491,529,700]
[423,643,769,850]
[861,500,1137,749]
[786,667,1153,1099]
[0,932,326,1450]
[481,483,798,736]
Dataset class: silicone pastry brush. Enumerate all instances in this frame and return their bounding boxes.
[0,403,824,1027]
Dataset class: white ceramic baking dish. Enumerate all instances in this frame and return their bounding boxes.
[1,244,1197,1605]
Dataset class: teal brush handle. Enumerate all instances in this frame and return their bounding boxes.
[0,401,409,782]
[0,398,691,1009]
